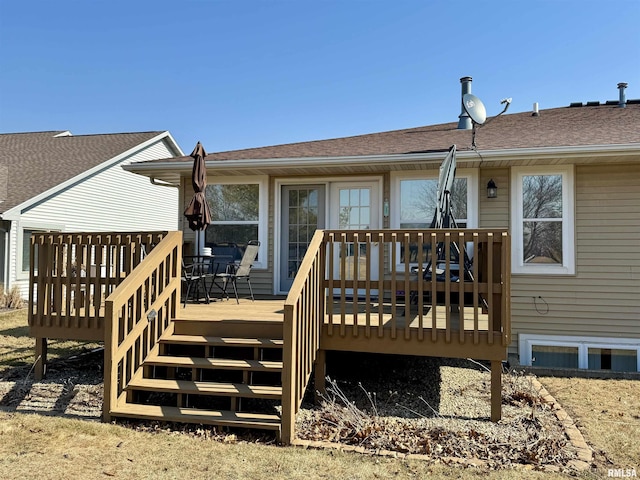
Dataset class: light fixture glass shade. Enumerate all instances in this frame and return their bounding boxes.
[487,179,498,198]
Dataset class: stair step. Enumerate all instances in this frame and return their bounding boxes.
[171,318,283,338]
[160,334,283,349]
[145,354,283,372]
[127,373,282,399]
[110,403,281,430]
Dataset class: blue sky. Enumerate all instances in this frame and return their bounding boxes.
[1,0,639,154]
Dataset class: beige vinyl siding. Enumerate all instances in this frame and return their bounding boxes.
[479,168,509,228]
[509,163,640,354]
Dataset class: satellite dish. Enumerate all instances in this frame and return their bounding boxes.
[434,145,457,228]
[462,93,487,125]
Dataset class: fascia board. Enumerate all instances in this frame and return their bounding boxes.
[3,131,175,220]
[125,142,640,176]
[467,143,640,160]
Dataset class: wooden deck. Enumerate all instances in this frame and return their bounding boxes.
[29,227,510,444]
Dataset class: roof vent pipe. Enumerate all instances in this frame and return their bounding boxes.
[532,102,539,117]
[457,76,473,130]
[618,82,628,108]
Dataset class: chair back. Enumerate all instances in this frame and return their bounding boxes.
[210,242,242,262]
[234,240,260,277]
[181,258,193,279]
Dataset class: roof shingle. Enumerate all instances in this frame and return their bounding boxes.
[0,131,165,213]
[141,103,640,166]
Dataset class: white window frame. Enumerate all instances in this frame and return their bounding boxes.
[205,175,268,269]
[390,168,478,268]
[18,223,63,279]
[511,166,575,275]
[519,333,640,372]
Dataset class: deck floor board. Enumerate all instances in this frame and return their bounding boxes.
[178,299,490,332]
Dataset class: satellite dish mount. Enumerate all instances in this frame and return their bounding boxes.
[462,93,511,148]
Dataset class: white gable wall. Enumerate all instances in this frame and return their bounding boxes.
[9,138,179,297]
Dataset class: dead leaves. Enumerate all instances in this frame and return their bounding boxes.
[297,368,576,470]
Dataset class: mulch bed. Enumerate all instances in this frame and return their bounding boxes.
[0,350,585,472]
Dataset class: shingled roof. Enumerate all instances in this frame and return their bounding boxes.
[0,131,167,213]
[142,102,640,166]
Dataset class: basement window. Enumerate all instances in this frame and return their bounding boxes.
[520,334,640,372]
[588,348,637,373]
[531,345,578,369]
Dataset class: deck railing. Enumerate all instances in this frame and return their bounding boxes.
[281,229,326,444]
[281,228,510,441]
[102,231,182,421]
[323,229,511,350]
[29,231,169,334]
[28,231,170,379]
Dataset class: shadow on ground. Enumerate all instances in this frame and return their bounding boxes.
[310,351,446,418]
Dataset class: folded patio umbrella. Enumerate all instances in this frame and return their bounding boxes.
[184,141,211,252]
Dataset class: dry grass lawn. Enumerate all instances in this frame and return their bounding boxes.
[0,309,100,375]
[1,309,639,479]
[540,376,640,477]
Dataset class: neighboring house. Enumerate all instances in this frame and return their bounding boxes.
[125,79,640,373]
[0,130,183,297]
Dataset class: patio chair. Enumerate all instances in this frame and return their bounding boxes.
[181,257,210,307]
[214,240,260,303]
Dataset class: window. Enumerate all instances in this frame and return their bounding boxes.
[520,334,640,372]
[204,177,267,266]
[532,345,579,369]
[392,170,477,265]
[21,227,60,274]
[588,348,637,372]
[399,177,468,228]
[512,166,574,274]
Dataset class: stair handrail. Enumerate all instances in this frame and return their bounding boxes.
[102,230,183,421]
[281,229,326,444]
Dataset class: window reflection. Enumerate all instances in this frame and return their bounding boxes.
[522,175,563,264]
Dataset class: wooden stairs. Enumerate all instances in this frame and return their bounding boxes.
[109,317,285,435]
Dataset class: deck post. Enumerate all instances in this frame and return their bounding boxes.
[280,304,297,445]
[490,360,502,422]
[314,349,326,404]
[35,337,47,380]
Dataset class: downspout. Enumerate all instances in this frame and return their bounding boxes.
[3,222,10,291]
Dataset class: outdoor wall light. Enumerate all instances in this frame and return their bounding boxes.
[487,179,498,198]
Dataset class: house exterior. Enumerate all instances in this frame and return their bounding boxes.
[125,80,640,373]
[0,130,183,297]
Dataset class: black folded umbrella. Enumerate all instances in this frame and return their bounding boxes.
[184,142,211,251]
